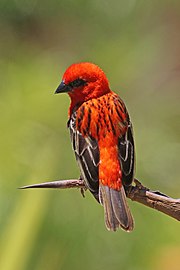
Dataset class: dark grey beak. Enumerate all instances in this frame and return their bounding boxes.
[55,81,71,94]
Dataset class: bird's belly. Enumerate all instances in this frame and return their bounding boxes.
[99,135,122,191]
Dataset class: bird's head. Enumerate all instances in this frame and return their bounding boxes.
[55,62,110,112]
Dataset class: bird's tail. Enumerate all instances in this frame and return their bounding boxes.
[99,184,134,232]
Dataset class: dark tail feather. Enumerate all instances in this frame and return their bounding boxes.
[99,184,134,232]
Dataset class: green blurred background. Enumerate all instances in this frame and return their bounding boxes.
[0,0,179,269]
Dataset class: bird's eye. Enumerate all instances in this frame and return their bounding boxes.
[69,78,87,88]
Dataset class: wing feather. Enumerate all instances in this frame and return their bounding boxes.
[118,122,135,186]
[68,112,100,200]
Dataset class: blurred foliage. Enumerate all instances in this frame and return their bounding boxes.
[0,1,180,270]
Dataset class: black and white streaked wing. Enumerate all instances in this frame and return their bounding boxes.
[68,112,100,201]
[118,122,135,186]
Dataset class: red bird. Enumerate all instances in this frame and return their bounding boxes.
[55,62,135,231]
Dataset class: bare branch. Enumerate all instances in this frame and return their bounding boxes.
[20,178,180,222]
[126,179,180,221]
[19,179,84,190]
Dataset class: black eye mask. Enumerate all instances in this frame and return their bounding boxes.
[55,78,87,94]
[68,78,87,89]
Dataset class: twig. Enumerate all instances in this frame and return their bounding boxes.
[19,178,180,222]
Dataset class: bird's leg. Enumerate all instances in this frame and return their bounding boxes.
[80,188,86,198]
[134,178,147,189]
[79,176,86,198]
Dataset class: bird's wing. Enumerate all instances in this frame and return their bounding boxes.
[68,112,100,201]
[118,121,135,186]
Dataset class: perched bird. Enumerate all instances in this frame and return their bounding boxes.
[55,62,135,232]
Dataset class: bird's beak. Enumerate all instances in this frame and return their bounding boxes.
[55,81,71,94]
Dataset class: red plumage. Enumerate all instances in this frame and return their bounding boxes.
[55,62,135,231]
